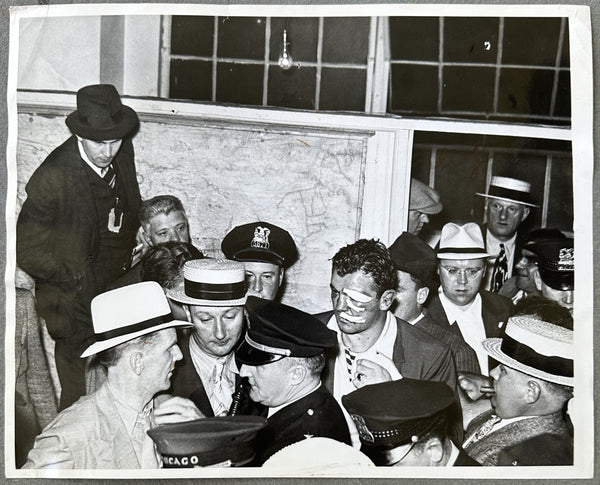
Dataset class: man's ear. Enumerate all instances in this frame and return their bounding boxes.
[289,362,307,385]
[521,207,531,222]
[139,226,153,247]
[129,351,144,376]
[278,268,285,288]
[533,270,543,292]
[416,287,430,306]
[525,380,542,404]
[424,437,444,465]
[380,289,396,310]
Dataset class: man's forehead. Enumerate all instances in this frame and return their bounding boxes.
[243,260,281,272]
[439,258,485,268]
[148,210,187,227]
[190,304,242,314]
[490,199,525,210]
[331,269,378,290]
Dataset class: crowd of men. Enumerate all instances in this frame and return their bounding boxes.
[16,84,576,470]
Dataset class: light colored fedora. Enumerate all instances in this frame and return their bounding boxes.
[437,222,490,260]
[81,281,191,358]
[167,259,247,306]
[482,315,573,386]
[476,175,537,207]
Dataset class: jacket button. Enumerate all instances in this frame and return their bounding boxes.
[307,409,314,416]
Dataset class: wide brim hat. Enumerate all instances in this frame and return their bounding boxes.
[66,84,138,141]
[388,232,439,290]
[476,175,537,208]
[81,281,191,358]
[168,259,247,306]
[482,315,573,386]
[221,221,298,268]
[410,178,443,215]
[148,415,267,468]
[437,222,490,260]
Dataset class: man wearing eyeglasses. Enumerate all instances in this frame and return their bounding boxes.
[425,223,513,377]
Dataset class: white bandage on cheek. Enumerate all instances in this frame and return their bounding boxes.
[342,288,373,303]
[339,312,366,324]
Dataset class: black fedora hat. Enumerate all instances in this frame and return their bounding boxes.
[66,84,139,141]
[388,232,438,290]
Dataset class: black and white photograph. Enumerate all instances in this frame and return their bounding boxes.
[4,2,594,480]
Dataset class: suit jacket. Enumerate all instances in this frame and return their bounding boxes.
[17,136,141,340]
[454,448,481,466]
[249,384,351,466]
[23,384,148,469]
[464,409,573,466]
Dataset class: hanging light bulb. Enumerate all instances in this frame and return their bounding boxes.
[278,28,293,70]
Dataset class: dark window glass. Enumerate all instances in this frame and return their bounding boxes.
[410,148,433,183]
[560,23,570,68]
[217,17,265,60]
[442,66,495,112]
[502,18,561,66]
[444,17,499,63]
[547,156,573,231]
[554,70,571,118]
[497,68,555,116]
[268,66,316,110]
[389,17,439,61]
[269,18,319,63]
[216,62,263,105]
[169,59,212,101]
[322,17,369,64]
[389,64,438,113]
[320,68,366,111]
[171,16,214,56]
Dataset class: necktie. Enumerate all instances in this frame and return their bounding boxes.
[210,359,230,417]
[102,164,116,188]
[344,347,356,382]
[464,413,501,448]
[491,243,508,292]
[131,407,159,468]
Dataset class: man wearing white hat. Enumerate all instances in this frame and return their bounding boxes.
[476,175,537,292]
[166,259,259,418]
[426,223,513,376]
[463,316,573,466]
[23,282,191,469]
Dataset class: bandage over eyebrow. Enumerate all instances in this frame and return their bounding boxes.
[339,312,366,324]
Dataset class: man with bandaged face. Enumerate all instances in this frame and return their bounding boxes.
[315,239,457,447]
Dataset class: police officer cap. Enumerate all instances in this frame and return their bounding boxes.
[388,232,438,291]
[526,237,574,291]
[221,221,298,268]
[342,379,454,453]
[147,415,267,468]
[235,296,336,366]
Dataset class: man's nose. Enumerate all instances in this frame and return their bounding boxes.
[456,270,468,284]
[489,366,500,380]
[173,345,183,362]
[252,278,262,292]
[167,229,182,242]
[334,294,347,311]
[239,365,250,378]
[498,207,508,220]
[563,290,574,305]
[421,213,430,224]
[214,319,226,339]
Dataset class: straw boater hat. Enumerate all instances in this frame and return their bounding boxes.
[409,178,443,215]
[167,259,248,306]
[65,84,138,141]
[81,281,191,358]
[482,315,573,387]
[476,176,538,208]
[436,222,490,260]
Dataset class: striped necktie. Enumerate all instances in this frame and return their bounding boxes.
[102,164,116,188]
[344,347,356,382]
[491,243,508,292]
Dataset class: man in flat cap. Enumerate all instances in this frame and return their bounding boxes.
[343,379,479,466]
[316,238,456,447]
[531,238,574,314]
[23,282,191,469]
[426,223,513,377]
[463,315,574,466]
[236,297,351,465]
[389,232,480,375]
[221,221,298,301]
[476,175,537,292]
[407,178,443,237]
[17,84,141,410]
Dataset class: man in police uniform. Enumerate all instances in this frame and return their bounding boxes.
[235,297,351,465]
[531,238,574,314]
[343,379,479,466]
[221,221,298,301]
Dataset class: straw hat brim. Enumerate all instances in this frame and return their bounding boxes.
[80,319,192,358]
[167,286,247,307]
[475,192,538,208]
[482,338,573,386]
[437,252,490,260]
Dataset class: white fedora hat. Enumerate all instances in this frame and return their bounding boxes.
[482,315,573,386]
[167,259,248,306]
[476,175,537,207]
[81,281,191,358]
[437,222,490,260]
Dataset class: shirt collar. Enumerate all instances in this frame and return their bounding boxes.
[438,287,482,324]
[77,138,107,178]
[106,383,153,436]
[486,230,517,257]
[445,441,461,466]
[188,338,238,384]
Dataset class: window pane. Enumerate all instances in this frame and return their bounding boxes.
[389,64,438,113]
[169,59,212,101]
[320,68,366,111]
[497,68,555,116]
[560,23,570,68]
[442,66,495,112]
[389,17,438,61]
[322,17,369,64]
[269,18,319,63]
[171,16,214,56]
[268,66,316,110]
[216,62,263,105]
[217,17,265,60]
[554,70,571,118]
[444,17,499,63]
[502,18,561,66]
[547,156,573,230]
